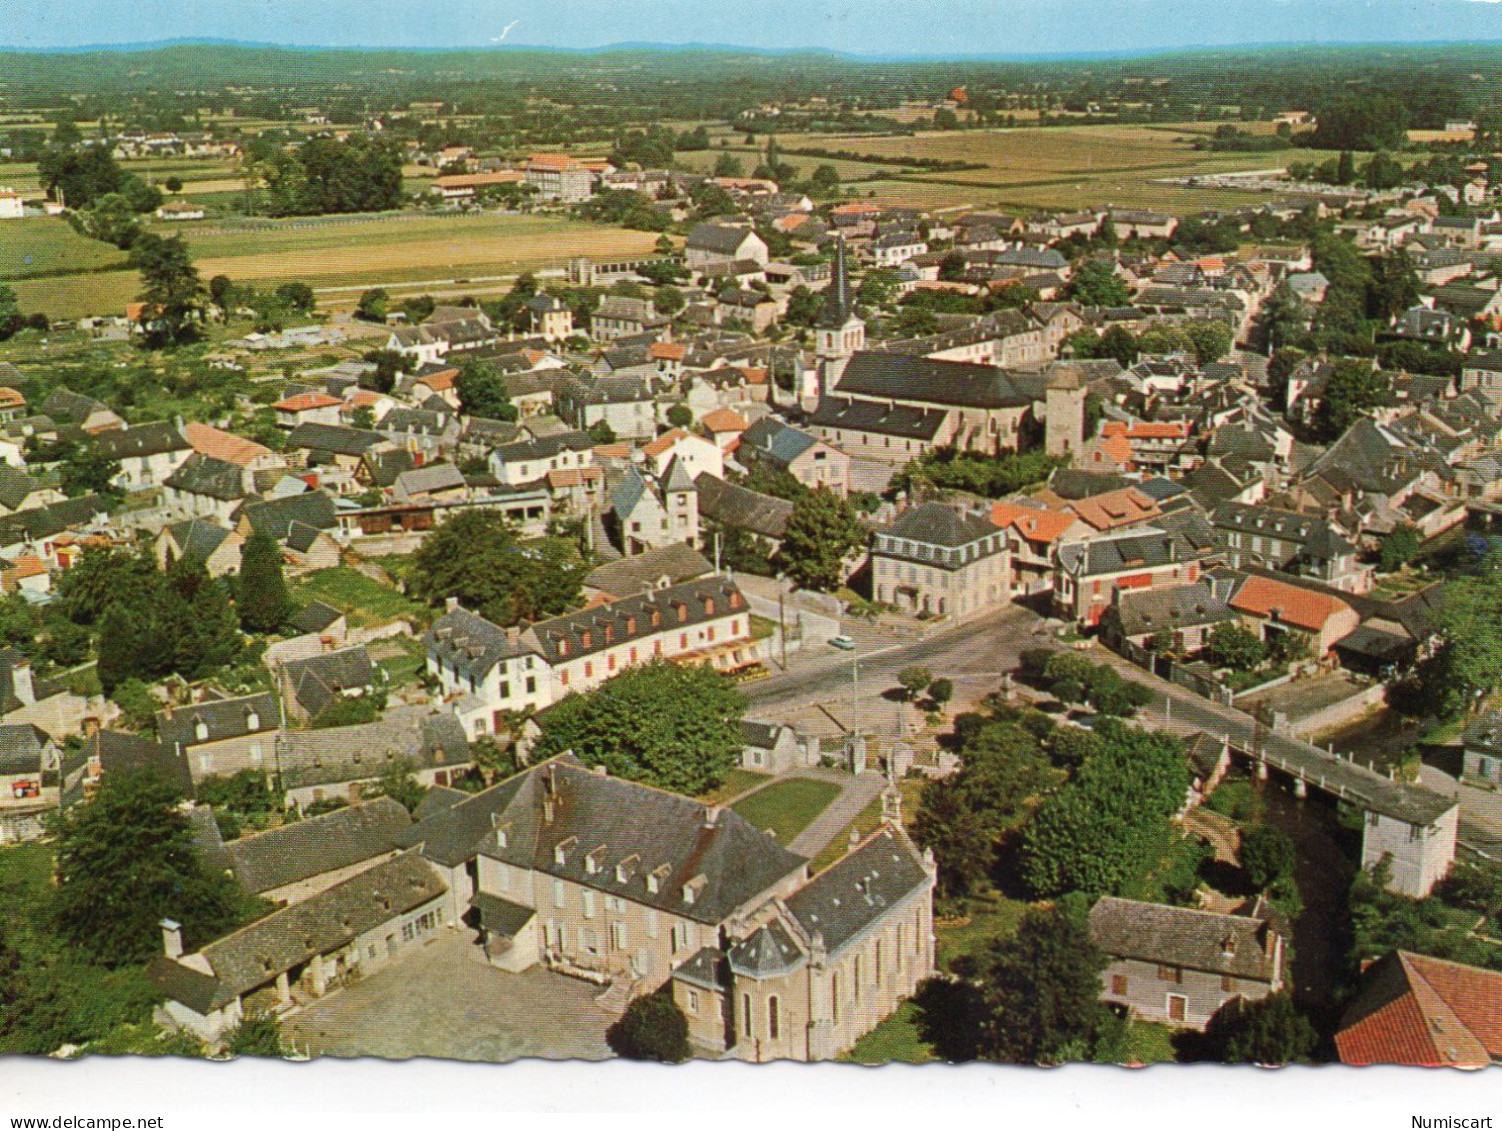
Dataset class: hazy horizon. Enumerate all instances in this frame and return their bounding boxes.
[4,0,1502,58]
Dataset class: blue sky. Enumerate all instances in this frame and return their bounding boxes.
[5,0,1502,56]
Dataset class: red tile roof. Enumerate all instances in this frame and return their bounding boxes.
[990,501,1078,545]
[1337,951,1502,1067]
[1229,574,1353,633]
[275,393,340,412]
[701,407,748,434]
[1066,487,1159,530]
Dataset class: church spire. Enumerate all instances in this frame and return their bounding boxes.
[816,236,855,330]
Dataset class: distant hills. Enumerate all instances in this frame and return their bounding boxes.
[6,0,1502,59]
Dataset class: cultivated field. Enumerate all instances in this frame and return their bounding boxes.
[763,122,1346,212]
[8,211,663,318]
[0,216,130,279]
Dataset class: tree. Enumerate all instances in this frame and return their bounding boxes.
[52,770,251,966]
[1205,622,1266,672]
[58,446,122,500]
[777,487,866,593]
[1239,823,1296,893]
[1065,260,1130,307]
[374,760,427,815]
[1185,320,1233,365]
[666,403,693,429]
[858,269,899,307]
[276,281,316,316]
[79,193,142,249]
[225,1013,288,1058]
[605,991,690,1062]
[712,152,745,178]
[454,358,517,421]
[208,274,234,313]
[808,163,841,196]
[237,530,293,634]
[927,677,954,712]
[1335,150,1357,185]
[531,660,746,795]
[587,420,617,445]
[1022,722,1190,899]
[897,666,933,703]
[1432,553,1502,714]
[970,906,1109,1064]
[1315,358,1390,441]
[164,175,183,194]
[356,288,389,323]
[1202,994,1317,1065]
[130,233,205,347]
[1379,525,1421,573]
[408,511,584,626]
[784,284,822,327]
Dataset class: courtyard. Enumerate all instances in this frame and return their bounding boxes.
[283,930,614,1062]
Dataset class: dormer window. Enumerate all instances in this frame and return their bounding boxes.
[246,710,260,731]
[581,630,592,649]
[554,835,578,866]
[650,609,661,628]
[615,854,639,884]
[681,874,706,906]
[194,720,209,742]
[625,615,637,634]
[558,639,569,657]
[676,603,688,623]
[730,591,742,609]
[702,596,715,616]
[603,624,613,644]
[584,845,605,874]
[647,863,670,894]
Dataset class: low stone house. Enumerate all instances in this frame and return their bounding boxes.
[278,645,381,724]
[1090,895,1286,1030]
[148,851,447,1041]
[740,720,809,774]
[158,691,282,785]
[275,706,473,810]
[154,518,243,577]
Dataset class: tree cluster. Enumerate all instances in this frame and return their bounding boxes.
[408,511,584,626]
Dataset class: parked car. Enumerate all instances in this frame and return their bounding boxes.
[829,634,857,651]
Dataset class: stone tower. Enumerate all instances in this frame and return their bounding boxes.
[1045,361,1088,459]
[813,238,864,400]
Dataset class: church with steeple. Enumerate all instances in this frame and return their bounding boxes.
[807,238,864,406]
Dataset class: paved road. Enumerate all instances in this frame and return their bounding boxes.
[745,603,1047,713]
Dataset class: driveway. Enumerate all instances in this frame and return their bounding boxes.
[283,930,613,1062]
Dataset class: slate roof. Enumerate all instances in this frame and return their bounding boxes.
[393,463,467,498]
[224,796,412,895]
[686,223,756,256]
[285,423,386,458]
[0,723,50,776]
[836,352,1039,410]
[402,755,807,924]
[808,396,947,442]
[286,600,343,636]
[816,238,857,330]
[1114,581,1236,637]
[1336,951,1502,1067]
[673,946,730,991]
[1089,896,1280,982]
[493,431,593,465]
[424,607,532,684]
[280,646,378,720]
[237,491,338,540]
[161,519,233,565]
[1057,527,1180,577]
[0,467,43,511]
[165,453,248,501]
[158,691,280,750]
[88,729,193,798]
[784,827,930,956]
[880,502,998,549]
[0,494,110,546]
[275,707,472,792]
[739,418,820,467]
[583,543,713,599]
[470,891,535,937]
[91,421,189,460]
[1463,709,1502,757]
[728,919,805,977]
[148,851,446,1013]
[693,473,794,540]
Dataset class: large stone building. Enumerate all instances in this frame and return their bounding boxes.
[424,575,759,738]
[396,754,936,1062]
[870,502,1010,620]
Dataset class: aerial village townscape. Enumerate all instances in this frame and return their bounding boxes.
[16,21,1502,1080]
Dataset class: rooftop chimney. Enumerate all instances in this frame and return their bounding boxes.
[160,918,184,960]
[703,805,722,829]
[446,596,460,612]
[506,626,520,646]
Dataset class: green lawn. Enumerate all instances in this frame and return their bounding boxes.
[699,768,772,805]
[0,216,129,280]
[730,777,841,845]
[375,637,429,690]
[935,893,1031,973]
[841,1001,937,1064]
[808,778,926,873]
[290,566,428,628]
